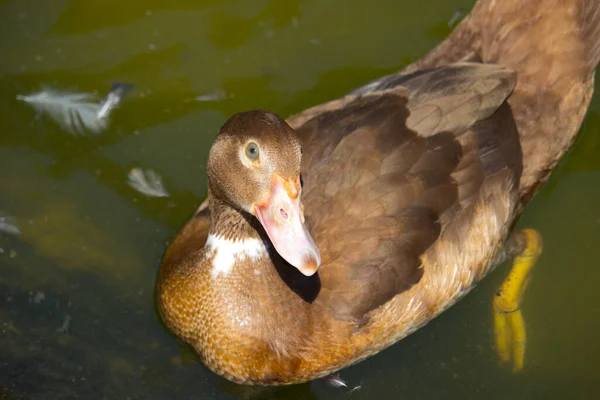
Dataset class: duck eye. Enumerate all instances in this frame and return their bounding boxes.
[245,142,260,161]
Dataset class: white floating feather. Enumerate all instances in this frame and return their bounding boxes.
[325,374,348,388]
[17,88,107,135]
[448,9,465,28]
[0,216,21,236]
[325,374,362,393]
[127,168,169,198]
[196,89,228,102]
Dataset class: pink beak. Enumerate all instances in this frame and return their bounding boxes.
[254,174,321,276]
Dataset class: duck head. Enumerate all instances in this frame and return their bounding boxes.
[207,110,321,276]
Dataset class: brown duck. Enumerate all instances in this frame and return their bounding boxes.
[158,0,600,385]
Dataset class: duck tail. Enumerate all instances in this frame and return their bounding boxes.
[405,0,600,201]
[408,0,600,76]
[473,0,600,79]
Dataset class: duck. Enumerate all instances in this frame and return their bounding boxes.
[157,0,600,385]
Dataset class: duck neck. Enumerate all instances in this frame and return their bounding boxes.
[207,191,263,242]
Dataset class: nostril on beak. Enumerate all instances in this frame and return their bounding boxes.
[280,208,289,220]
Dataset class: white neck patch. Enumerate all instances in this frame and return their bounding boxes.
[205,234,268,278]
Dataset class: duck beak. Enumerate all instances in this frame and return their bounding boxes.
[254,174,321,276]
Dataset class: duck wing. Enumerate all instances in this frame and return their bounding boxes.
[291,63,522,322]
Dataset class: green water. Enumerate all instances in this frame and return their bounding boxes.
[1,0,599,398]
